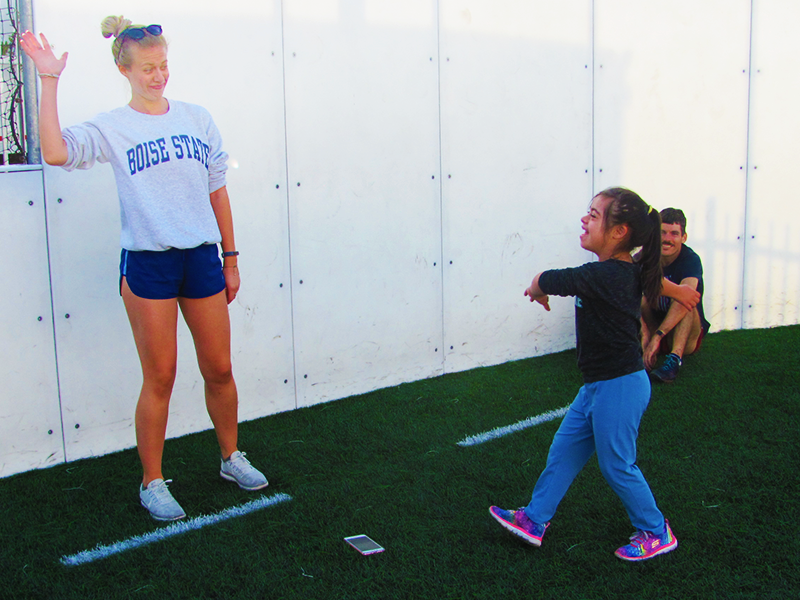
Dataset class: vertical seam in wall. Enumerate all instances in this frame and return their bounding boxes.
[436,0,445,375]
[279,0,299,409]
[741,0,754,329]
[40,169,67,463]
[22,0,64,462]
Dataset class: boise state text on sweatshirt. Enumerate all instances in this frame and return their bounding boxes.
[62,100,228,252]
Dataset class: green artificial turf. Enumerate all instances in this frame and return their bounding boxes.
[0,325,798,599]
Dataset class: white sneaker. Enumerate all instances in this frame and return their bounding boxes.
[139,478,186,521]
[220,451,269,491]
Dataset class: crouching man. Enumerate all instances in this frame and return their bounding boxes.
[642,208,711,383]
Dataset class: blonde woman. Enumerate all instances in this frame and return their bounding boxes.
[21,17,268,521]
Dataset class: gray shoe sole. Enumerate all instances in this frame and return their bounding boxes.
[140,499,186,521]
[220,471,269,491]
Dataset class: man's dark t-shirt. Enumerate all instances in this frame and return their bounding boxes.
[658,244,710,332]
[539,260,644,384]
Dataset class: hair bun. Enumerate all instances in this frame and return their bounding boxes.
[101,15,133,39]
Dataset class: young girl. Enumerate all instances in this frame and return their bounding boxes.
[20,17,268,521]
[490,187,697,561]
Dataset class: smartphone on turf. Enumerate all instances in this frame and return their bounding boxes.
[344,535,385,555]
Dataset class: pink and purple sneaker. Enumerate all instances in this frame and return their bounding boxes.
[489,506,549,547]
[615,519,678,561]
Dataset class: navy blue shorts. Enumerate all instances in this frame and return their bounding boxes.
[120,244,226,300]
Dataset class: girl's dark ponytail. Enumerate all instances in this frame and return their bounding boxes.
[598,187,663,308]
[640,208,663,309]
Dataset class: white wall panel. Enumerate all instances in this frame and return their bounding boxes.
[0,169,62,477]
[440,0,593,373]
[595,0,752,333]
[743,0,800,328]
[283,0,443,407]
[173,5,297,422]
[42,166,141,460]
[4,0,798,479]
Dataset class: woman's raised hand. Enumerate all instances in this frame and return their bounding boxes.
[19,31,68,76]
[19,30,69,165]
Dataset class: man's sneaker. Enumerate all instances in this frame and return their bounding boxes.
[650,353,681,383]
[615,519,678,561]
[140,478,186,521]
[489,506,549,547]
[220,451,269,491]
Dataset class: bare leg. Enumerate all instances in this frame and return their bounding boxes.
[640,297,659,351]
[640,298,666,370]
[122,278,179,486]
[179,290,238,459]
[670,308,703,358]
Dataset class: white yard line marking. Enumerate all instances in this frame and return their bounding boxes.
[456,406,570,447]
[61,493,292,567]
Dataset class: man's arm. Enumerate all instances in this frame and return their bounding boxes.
[643,277,699,368]
[658,277,699,333]
[660,277,700,312]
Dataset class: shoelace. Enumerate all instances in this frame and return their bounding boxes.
[627,530,652,546]
[228,452,252,473]
[513,510,545,532]
[515,510,530,526]
[150,479,175,504]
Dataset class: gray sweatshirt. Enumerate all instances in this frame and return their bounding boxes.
[61,100,228,251]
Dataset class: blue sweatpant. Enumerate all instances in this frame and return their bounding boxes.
[523,370,665,535]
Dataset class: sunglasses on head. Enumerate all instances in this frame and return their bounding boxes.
[116,24,163,64]
[121,24,162,40]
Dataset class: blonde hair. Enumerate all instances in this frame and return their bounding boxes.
[101,15,167,68]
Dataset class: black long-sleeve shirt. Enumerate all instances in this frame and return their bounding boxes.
[539,260,644,383]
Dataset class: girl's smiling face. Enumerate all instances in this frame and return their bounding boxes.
[580,194,632,261]
[580,194,612,255]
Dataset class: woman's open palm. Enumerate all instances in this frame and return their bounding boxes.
[20,31,68,75]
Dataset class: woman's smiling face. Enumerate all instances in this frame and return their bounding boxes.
[121,44,169,107]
